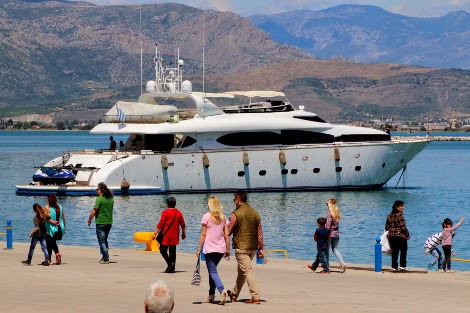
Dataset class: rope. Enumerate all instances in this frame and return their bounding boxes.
[451,258,470,263]
[394,165,407,188]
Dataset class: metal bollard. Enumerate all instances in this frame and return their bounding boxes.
[6,220,13,249]
[375,236,382,272]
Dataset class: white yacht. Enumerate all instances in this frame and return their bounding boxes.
[16,46,432,195]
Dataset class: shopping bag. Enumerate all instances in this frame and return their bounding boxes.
[380,230,392,255]
[191,257,201,286]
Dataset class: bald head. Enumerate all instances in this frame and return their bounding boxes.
[144,280,174,313]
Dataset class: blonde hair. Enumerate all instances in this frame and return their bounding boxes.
[327,198,341,222]
[208,196,225,224]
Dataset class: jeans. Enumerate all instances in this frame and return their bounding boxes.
[96,224,112,261]
[160,244,176,268]
[389,236,408,269]
[27,235,49,262]
[204,252,225,295]
[46,234,59,262]
[311,248,329,271]
[428,247,442,269]
[327,237,345,266]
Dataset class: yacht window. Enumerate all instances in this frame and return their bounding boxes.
[313,168,320,173]
[335,167,342,172]
[355,166,361,171]
[216,131,334,146]
[180,136,197,148]
[335,134,391,142]
[293,116,327,123]
[291,169,298,174]
[144,134,174,152]
[217,132,282,146]
[237,171,245,177]
[259,170,267,176]
[281,169,288,175]
[281,130,334,144]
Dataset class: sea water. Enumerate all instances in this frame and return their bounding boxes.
[1,130,469,270]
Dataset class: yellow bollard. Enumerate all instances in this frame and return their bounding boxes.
[134,232,160,252]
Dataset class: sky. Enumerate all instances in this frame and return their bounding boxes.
[82,0,470,18]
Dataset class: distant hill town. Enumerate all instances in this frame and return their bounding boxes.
[0,0,469,125]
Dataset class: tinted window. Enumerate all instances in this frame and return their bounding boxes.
[293,116,327,123]
[217,130,334,146]
[335,134,391,142]
[181,136,197,148]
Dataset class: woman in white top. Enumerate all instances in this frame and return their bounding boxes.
[196,197,230,305]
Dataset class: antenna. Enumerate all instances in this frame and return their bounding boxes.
[202,5,205,95]
[139,1,143,95]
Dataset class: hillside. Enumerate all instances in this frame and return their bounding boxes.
[0,0,310,110]
[0,1,469,124]
[250,4,470,70]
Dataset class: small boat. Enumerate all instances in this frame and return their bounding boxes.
[32,168,75,185]
[16,45,432,196]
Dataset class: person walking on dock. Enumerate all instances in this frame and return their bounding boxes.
[227,191,264,304]
[153,197,186,273]
[88,182,114,264]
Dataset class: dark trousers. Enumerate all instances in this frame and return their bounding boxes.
[442,245,452,270]
[45,234,59,262]
[160,244,176,267]
[389,236,408,269]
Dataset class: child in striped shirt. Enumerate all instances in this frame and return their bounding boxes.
[424,232,442,271]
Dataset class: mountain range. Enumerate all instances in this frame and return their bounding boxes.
[0,1,469,123]
[250,4,470,70]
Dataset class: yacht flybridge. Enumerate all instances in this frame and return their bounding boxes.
[16,46,432,195]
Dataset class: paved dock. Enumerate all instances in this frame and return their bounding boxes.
[2,243,470,313]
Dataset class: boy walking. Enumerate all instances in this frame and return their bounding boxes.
[308,217,330,274]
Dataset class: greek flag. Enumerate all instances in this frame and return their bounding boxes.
[116,106,126,124]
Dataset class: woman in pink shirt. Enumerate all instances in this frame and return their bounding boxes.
[196,197,230,305]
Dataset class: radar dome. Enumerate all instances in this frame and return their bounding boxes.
[178,59,184,66]
[181,80,192,93]
[146,81,156,93]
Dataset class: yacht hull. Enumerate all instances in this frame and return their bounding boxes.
[16,138,431,196]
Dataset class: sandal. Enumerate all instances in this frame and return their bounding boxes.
[227,290,237,302]
[56,253,61,265]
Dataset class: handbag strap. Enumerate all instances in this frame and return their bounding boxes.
[54,206,60,222]
[196,257,200,271]
[161,210,177,237]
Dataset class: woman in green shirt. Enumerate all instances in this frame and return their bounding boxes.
[88,182,114,264]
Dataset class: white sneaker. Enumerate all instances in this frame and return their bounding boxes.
[399,267,410,271]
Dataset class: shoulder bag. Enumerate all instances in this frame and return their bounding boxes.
[156,210,177,244]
